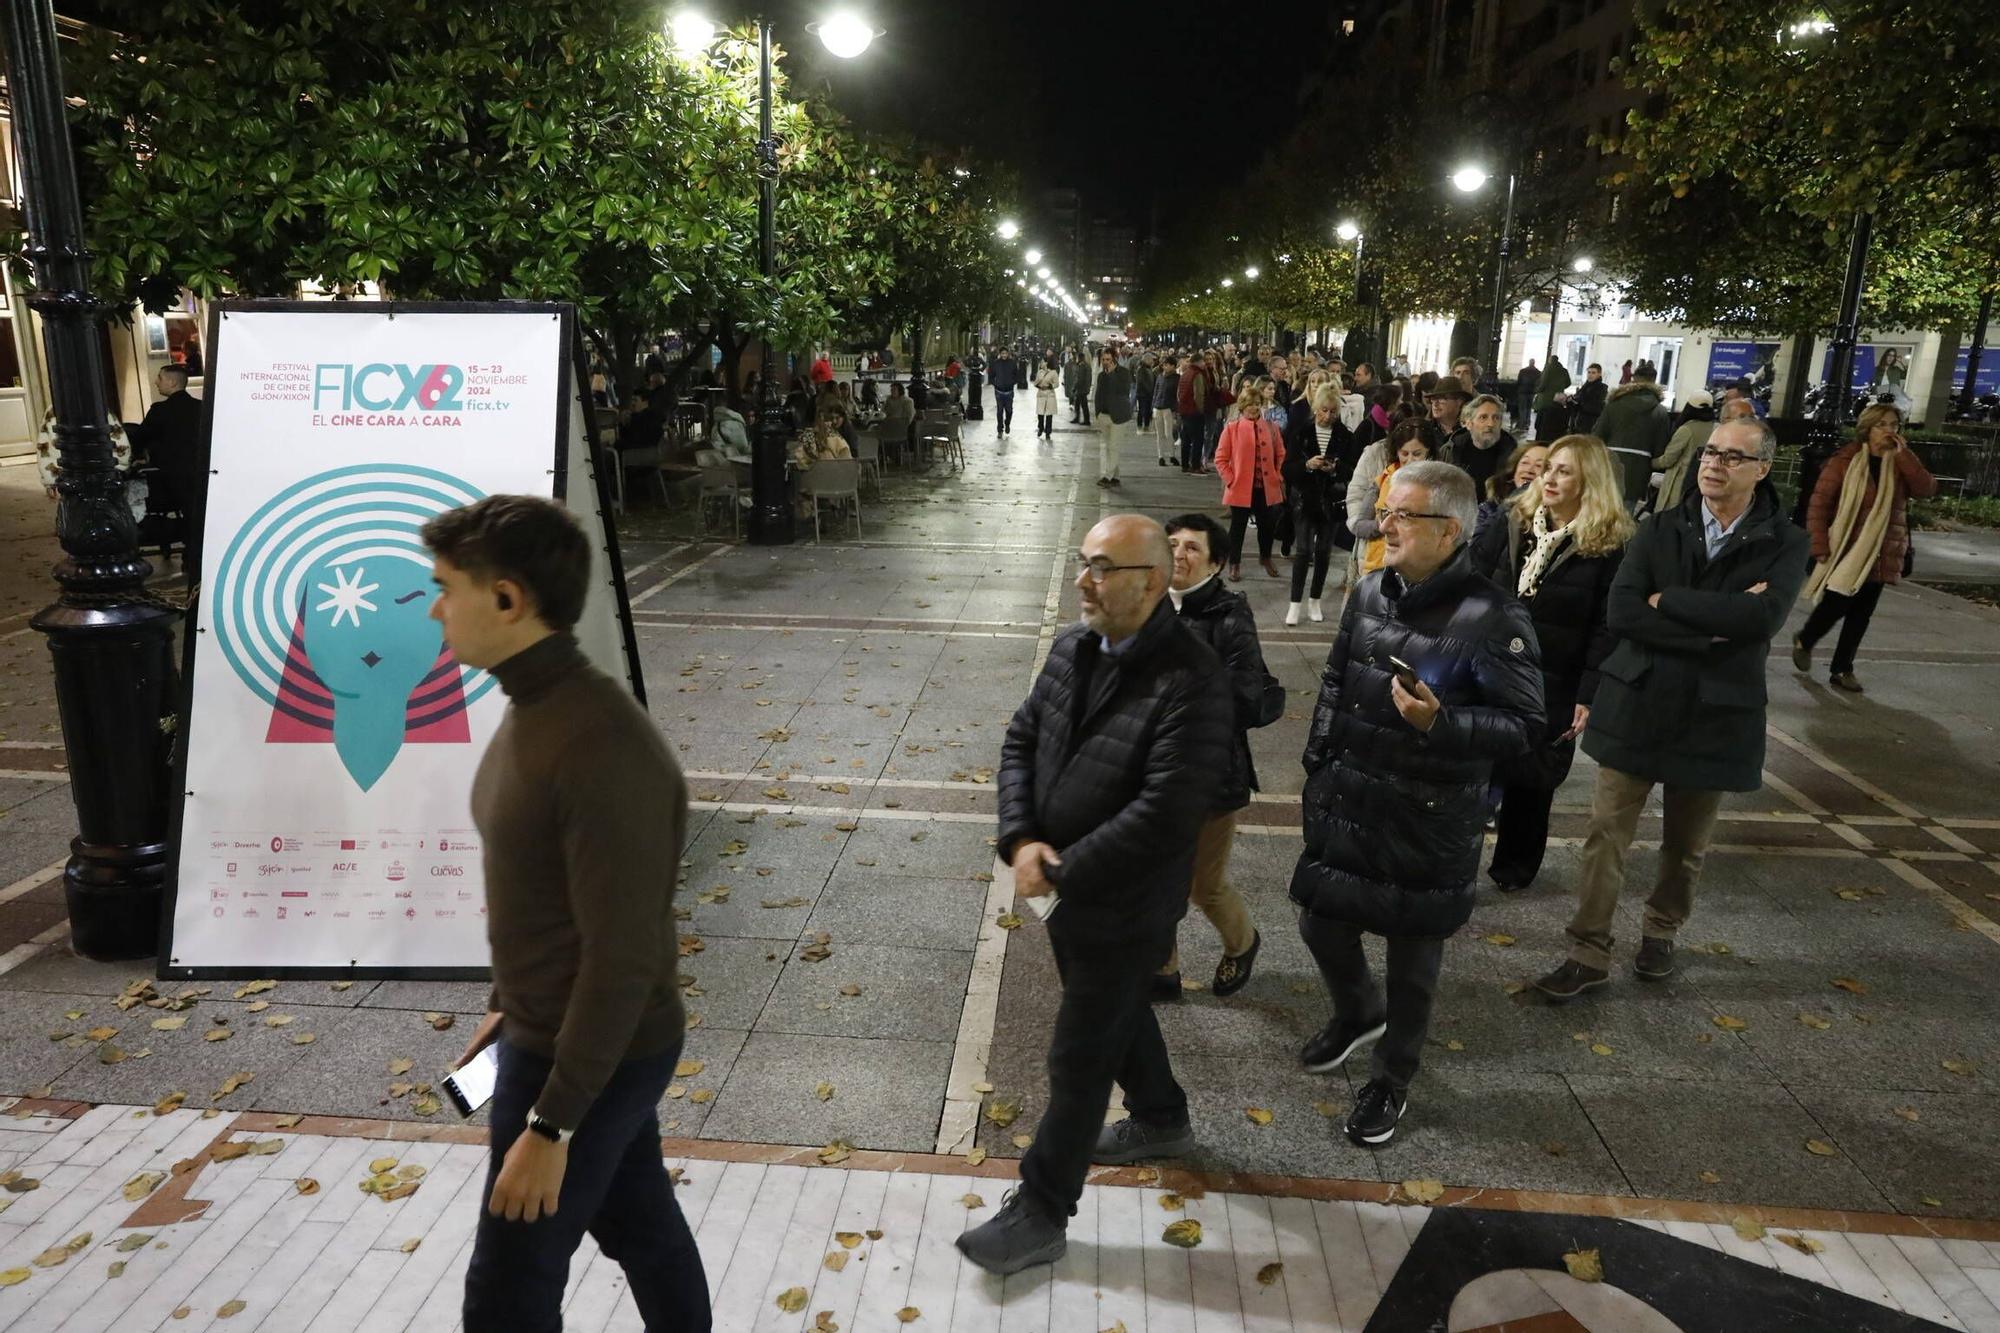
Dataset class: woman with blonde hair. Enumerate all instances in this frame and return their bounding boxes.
[1469,434,1633,891]
[1793,404,1936,692]
[1212,380,1287,580]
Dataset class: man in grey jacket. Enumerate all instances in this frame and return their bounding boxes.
[1093,346,1134,488]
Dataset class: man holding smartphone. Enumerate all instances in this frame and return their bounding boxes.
[423,496,709,1333]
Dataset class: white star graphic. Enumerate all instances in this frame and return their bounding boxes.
[315,565,380,629]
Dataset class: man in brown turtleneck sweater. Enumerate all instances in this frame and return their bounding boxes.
[421,495,709,1333]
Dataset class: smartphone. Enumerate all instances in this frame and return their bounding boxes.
[441,1045,499,1118]
[1387,655,1420,693]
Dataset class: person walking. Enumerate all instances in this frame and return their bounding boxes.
[1533,418,1810,1000]
[1134,352,1158,437]
[1470,435,1634,892]
[1282,382,1353,625]
[1572,363,1608,434]
[1034,354,1061,440]
[1064,349,1092,426]
[425,497,710,1333]
[1153,353,1182,467]
[1595,363,1673,513]
[1213,381,1287,582]
[1292,461,1544,1146]
[988,344,1022,436]
[1515,359,1541,429]
[1158,512,1280,998]
[1793,405,1936,693]
[958,514,1232,1276]
[1094,346,1134,489]
[1176,349,1217,473]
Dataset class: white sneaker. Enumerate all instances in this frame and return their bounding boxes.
[1284,602,1301,627]
[1307,598,1324,623]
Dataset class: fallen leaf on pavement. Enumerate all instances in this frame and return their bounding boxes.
[425,1013,455,1031]
[994,912,1024,930]
[1589,1043,1614,1057]
[833,1231,864,1249]
[0,1269,30,1287]
[1894,1106,1920,1122]
[838,983,862,997]
[1256,1262,1283,1286]
[1158,1192,1184,1212]
[814,1084,834,1102]
[817,1141,853,1165]
[1244,1107,1274,1126]
[1776,1232,1826,1254]
[152,1017,187,1032]
[1798,1013,1832,1030]
[1713,1015,1748,1031]
[1699,1170,1722,1184]
[675,1059,705,1078]
[216,1299,248,1318]
[203,1030,232,1043]
[32,1232,92,1267]
[985,1099,1021,1127]
[273,1114,301,1128]
[386,1058,414,1076]
[964,1148,987,1166]
[1562,1248,1603,1283]
[1482,933,1516,947]
[1804,1138,1840,1157]
[294,1179,319,1196]
[896,1309,921,1324]
[823,1250,848,1272]
[1942,1059,1976,1078]
[1162,1219,1203,1248]
[107,1261,126,1278]
[114,1234,155,1252]
[1831,977,1868,995]
[122,1172,166,1201]
[689,1089,714,1104]
[232,980,276,999]
[1398,1179,1445,1205]
[961,1193,985,1209]
[1012,1133,1033,1149]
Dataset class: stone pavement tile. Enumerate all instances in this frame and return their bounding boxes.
[1365,1065,1634,1197]
[685,808,852,884]
[1716,994,2000,1094]
[803,663,928,710]
[675,934,791,1032]
[248,1003,478,1122]
[1788,1084,2000,1219]
[0,988,94,1093]
[0,775,68,814]
[50,997,326,1108]
[877,739,1004,784]
[662,723,774,776]
[1567,1074,1894,1212]
[787,698,913,739]
[655,1026,749,1139]
[1489,974,1773,1084]
[696,1031,950,1153]
[683,873,821,941]
[0,830,72,891]
[359,980,493,1015]
[658,691,804,734]
[837,820,995,880]
[757,734,893,783]
[756,941,972,1043]
[0,898,66,951]
[0,783,80,833]
[801,868,989,953]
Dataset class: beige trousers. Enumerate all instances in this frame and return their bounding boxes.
[1565,765,1725,970]
[1161,811,1258,975]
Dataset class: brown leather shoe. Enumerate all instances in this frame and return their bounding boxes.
[1830,672,1864,693]
[1261,557,1281,578]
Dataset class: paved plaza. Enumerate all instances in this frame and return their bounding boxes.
[4,413,2000,1330]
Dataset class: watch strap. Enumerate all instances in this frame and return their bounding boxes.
[525,1109,572,1144]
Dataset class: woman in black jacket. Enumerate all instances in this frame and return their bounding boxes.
[1281,383,1354,626]
[1469,434,1634,891]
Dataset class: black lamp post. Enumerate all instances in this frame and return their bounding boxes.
[671,10,877,544]
[1795,208,1872,523]
[1453,164,1517,378]
[3,1,182,960]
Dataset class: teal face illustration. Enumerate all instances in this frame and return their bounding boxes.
[298,553,441,790]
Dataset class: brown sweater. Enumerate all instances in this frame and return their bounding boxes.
[471,632,685,1130]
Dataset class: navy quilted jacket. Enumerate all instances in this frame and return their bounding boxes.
[997,599,1234,942]
[1289,545,1545,938]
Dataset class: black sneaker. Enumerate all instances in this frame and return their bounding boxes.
[955,1188,1067,1275]
[1149,972,1183,1003]
[1158,457,1169,467]
[1489,875,1530,894]
[1634,936,1677,980]
[1792,636,1811,673]
[1301,1017,1387,1073]
[1344,1078,1407,1147]
[1533,959,1610,1001]
[1093,1116,1196,1165]
[1211,930,1261,998]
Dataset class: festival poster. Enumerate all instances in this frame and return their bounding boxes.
[163,302,627,976]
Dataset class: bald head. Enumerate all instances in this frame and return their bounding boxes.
[1093,514,1171,578]
[1076,514,1171,639]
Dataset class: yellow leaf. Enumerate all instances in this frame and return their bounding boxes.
[1399,1179,1445,1204]
[1713,1015,1748,1031]
[1798,1013,1832,1030]
[961,1193,985,1209]
[834,1231,864,1249]
[824,1250,849,1271]
[1776,1232,1826,1254]
[1011,1133,1034,1149]
[152,1017,187,1031]
[1158,1192,1184,1211]
[1256,1261,1283,1286]
[154,1092,187,1115]
[776,1287,810,1314]
[294,1178,320,1196]
[1831,977,1868,995]
[984,1099,1020,1127]
[995,912,1024,930]
[203,1029,232,1043]
[400,1237,422,1253]
[370,1158,400,1175]
[1699,1170,1722,1184]
[273,1114,302,1128]
[818,1140,853,1165]
[1894,1106,1920,1122]
[263,1014,294,1028]
[1562,1248,1604,1283]
[1942,1059,1976,1078]
[964,1148,987,1166]
[1482,933,1516,947]
[1804,1138,1840,1157]
[122,1172,166,1201]
[1590,1043,1615,1057]
[814,1083,835,1102]
[896,1309,921,1324]
[0,1269,32,1287]
[689,1089,714,1104]
[386,1058,414,1076]
[1312,1100,1342,1118]
[1161,1219,1203,1248]
[1244,1106,1274,1126]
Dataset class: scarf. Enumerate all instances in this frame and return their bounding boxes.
[1806,450,1897,603]
[1516,504,1576,600]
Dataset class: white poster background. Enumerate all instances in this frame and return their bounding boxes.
[169,305,587,973]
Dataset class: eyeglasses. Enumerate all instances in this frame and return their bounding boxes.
[1699,446,1765,469]
[1074,556,1153,583]
[1374,507,1451,526]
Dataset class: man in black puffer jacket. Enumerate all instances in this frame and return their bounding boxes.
[1158,512,1288,1000]
[1291,461,1545,1148]
[959,514,1232,1277]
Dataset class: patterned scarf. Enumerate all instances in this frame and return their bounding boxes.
[1516,504,1576,600]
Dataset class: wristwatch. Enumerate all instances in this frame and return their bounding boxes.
[524,1109,573,1145]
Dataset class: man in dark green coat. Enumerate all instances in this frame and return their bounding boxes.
[1535,418,1809,1000]
[1595,366,1674,512]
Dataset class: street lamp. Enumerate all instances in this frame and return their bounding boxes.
[2,0,182,958]
[1335,220,1361,242]
[1452,161,1517,379]
[1244,266,1259,280]
[996,218,1019,240]
[1573,256,1594,274]
[670,9,879,544]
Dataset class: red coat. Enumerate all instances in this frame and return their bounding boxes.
[810,357,834,384]
[1214,417,1285,508]
[1806,441,1936,585]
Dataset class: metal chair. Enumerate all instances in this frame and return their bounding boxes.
[800,458,862,541]
[854,434,883,496]
[698,465,741,538]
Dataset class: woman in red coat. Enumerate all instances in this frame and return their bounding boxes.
[1793,404,1936,693]
[1213,381,1287,581]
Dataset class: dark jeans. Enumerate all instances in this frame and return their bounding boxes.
[1180,413,1209,469]
[1797,579,1884,676]
[464,1037,710,1333]
[994,388,1015,432]
[1038,414,1054,437]
[1018,921,1187,1219]
[1299,913,1445,1092]
[1228,488,1273,565]
[1072,394,1091,424]
[1490,783,1557,887]
[1136,399,1153,430]
[1289,502,1336,600]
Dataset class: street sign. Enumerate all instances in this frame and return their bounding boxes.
[161,302,643,979]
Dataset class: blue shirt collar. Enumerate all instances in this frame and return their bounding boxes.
[1701,500,1747,556]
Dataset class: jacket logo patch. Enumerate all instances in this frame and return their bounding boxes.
[1508,637,1525,654]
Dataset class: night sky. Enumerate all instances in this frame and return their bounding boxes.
[779,0,1329,232]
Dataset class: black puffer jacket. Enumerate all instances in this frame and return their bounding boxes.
[998,599,1234,942]
[1584,481,1809,792]
[1173,577,1284,811]
[1470,507,1626,789]
[1289,545,1545,938]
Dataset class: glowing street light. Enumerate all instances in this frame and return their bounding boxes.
[669,11,716,52]
[996,218,1019,239]
[1023,248,1041,265]
[814,10,876,58]
[1335,220,1361,242]
[1573,256,1594,274]
[1451,164,1491,194]
[1220,277,1234,289]
[1244,265,1259,280]
[1036,266,1051,280]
